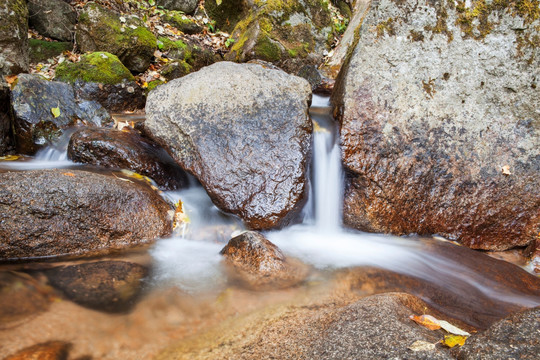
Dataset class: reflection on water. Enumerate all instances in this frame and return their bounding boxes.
[0,96,539,359]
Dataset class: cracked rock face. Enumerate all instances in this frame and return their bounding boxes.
[333,0,540,250]
[145,62,312,230]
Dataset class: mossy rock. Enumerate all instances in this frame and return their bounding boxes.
[29,39,72,64]
[56,52,135,85]
[158,37,190,60]
[162,11,203,34]
[225,0,334,72]
[205,0,251,33]
[161,60,192,80]
[75,2,157,72]
[0,0,29,75]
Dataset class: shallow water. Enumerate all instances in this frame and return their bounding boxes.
[0,95,538,359]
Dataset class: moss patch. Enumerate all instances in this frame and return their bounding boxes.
[29,39,71,63]
[254,35,282,61]
[55,52,135,84]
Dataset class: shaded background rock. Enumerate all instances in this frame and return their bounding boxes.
[68,127,189,190]
[220,231,308,289]
[0,169,172,260]
[205,0,250,33]
[10,74,110,154]
[72,80,146,112]
[0,78,12,155]
[0,0,29,75]
[76,3,157,73]
[28,0,77,42]
[44,261,149,313]
[156,0,199,14]
[29,39,72,64]
[162,11,203,35]
[333,0,540,250]
[225,0,334,73]
[145,62,312,230]
[458,307,540,360]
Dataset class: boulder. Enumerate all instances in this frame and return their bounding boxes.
[0,169,173,260]
[72,80,146,112]
[225,0,334,73]
[76,3,157,73]
[145,62,312,229]
[68,127,189,190]
[44,261,149,312]
[458,307,540,360]
[220,231,308,289]
[3,341,71,360]
[333,0,540,250]
[156,0,198,14]
[205,0,250,33]
[27,0,77,42]
[162,11,203,34]
[0,0,29,75]
[29,39,72,64]
[10,74,110,154]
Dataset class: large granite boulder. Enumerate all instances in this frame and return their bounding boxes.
[333,0,540,250]
[68,127,189,190]
[0,0,29,75]
[10,74,110,154]
[225,0,334,73]
[145,62,312,230]
[28,0,77,42]
[76,2,157,73]
[0,169,173,260]
[458,307,540,360]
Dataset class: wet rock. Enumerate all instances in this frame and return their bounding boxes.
[156,0,198,14]
[3,341,71,360]
[44,261,149,313]
[145,62,312,229]
[0,169,173,260]
[220,231,308,289]
[162,11,203,34]
[333,0,540,250]
[225,0,334,73]
[0,0,29,75]
[0,272,52,328]
[29,39,72,64]
[458,307,540,360]
[10,74,110,154]
[76,3,157,73]
[68,127,189,190]
[28,0,77,42]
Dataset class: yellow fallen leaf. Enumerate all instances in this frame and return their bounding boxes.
[0,155,21,161]
[216,0,222,5]
[51,107,61,118]
[173,200,190,229]
[409,314,441,330]
[442,334,467,348]
[5,74,18,89]
[62,172,75,177]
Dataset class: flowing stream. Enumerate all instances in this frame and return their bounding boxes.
[0,95,539,358]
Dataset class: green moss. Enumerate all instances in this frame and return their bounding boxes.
[158,37,188,51]
[55,52,135,84]
[376,18,395,38]
[146,79,165,93]
[29,39,72,63]
[254,35,282,61]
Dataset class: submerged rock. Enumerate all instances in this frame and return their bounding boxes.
[225,0,334,73]
[333,0,540,250]
[458,307,540,360]
[0,169,173,260]
[44,261,149,313]
[3,341,71,360]
[76,3,157,73]
[0,0,29,75]
[10,74,110,154]
[68,127,189,190]
[28,0,77,42]
[145,62,312,229]
[220,231,308,289]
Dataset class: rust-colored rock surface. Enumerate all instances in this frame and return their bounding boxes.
[68,127,188,190]
[0,169,173,261]
[220,231,308,289]
[333,0,540,250]
[3,341,71,360]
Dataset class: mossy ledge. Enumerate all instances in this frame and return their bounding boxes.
[55,52,135,85]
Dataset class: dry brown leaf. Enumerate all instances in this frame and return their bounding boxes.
[409,314,441,330]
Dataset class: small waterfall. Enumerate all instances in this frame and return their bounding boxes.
[34,128,76,161]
